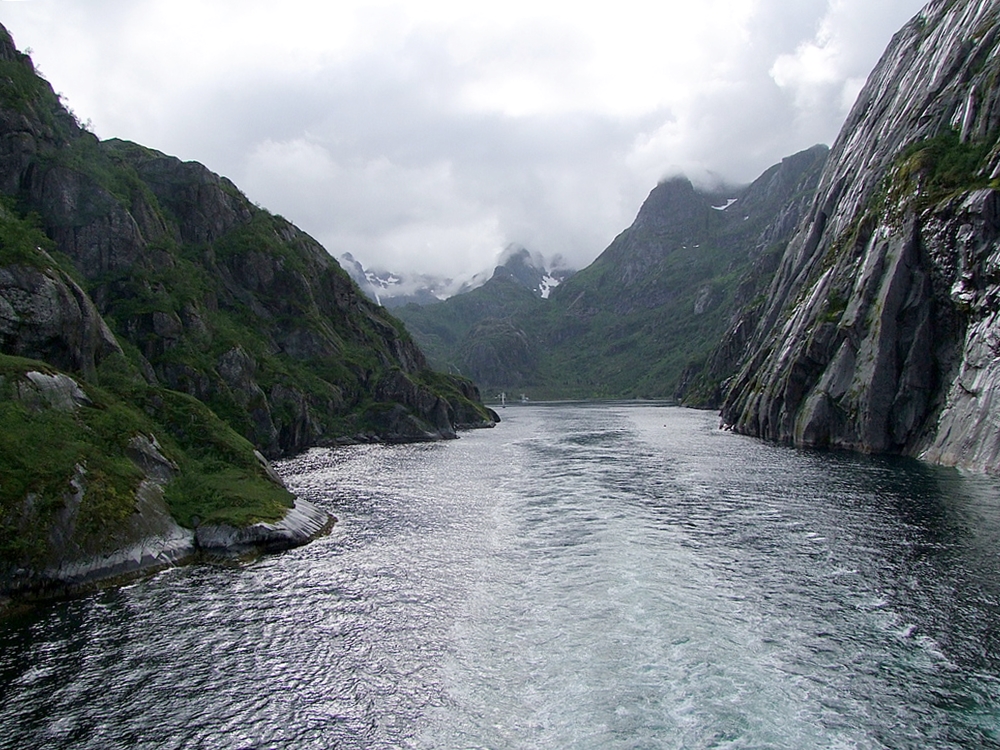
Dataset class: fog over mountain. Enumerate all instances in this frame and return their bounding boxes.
[0,0,926,285]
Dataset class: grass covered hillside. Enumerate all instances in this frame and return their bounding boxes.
[0,22,495,589]
[0,24,493,456]
[0,206,293,584]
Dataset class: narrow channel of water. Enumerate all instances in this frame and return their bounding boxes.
[3,404,1000,748]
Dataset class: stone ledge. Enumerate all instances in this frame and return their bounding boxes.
[194,498,334,555]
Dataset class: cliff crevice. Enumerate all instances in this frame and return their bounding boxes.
[720,0,1000,472]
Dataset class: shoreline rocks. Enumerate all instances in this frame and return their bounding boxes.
[194,498,334,556]
[0,499,334,611]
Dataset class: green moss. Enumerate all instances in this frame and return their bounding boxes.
[0,358,145,564]
[0,55,46,113]
[0,47,75,142]
[0,198,54,267]
[42,133,167,214]
[0,352,296,567]
[163,468,292,528]
[141,388,294,526]
[892,129,999,209]
[214,210,308,276]
[820,290,848,324]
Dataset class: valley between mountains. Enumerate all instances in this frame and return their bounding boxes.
[3,0,1000,602]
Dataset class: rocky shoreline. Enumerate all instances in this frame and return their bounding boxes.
[0,498,334,611]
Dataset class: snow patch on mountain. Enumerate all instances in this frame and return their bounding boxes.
[539,274,561,299]
[340,245,574,307]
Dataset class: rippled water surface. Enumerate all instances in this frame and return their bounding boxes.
[4,404,1000,748]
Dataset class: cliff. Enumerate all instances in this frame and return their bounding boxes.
[720,0,1000,472]
[0,24,495,601]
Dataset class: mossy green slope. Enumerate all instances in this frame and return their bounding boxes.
[0,23,492,459]
[0,206,292,578]
[0,21,494,584]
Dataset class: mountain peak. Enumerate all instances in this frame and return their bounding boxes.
[490,245,574,299]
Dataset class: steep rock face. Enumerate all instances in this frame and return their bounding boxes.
[721,0,1000,471]
[0,262,121,379]
[917,188,1000,469]
[0,24,495,459]
[133,154,252,245]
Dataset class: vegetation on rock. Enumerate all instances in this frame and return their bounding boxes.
[0,22,495,590]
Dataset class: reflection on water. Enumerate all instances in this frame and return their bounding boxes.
[2,404,1000,749]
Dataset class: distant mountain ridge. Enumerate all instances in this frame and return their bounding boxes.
[338,252,456,308]
[485,245,575,300]
[340,245,573,309]
[394,145,829,399]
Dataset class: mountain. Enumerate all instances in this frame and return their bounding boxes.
[394,145,828,399]
[340,244,573,309]
[719,0,1000,472]
[393,270,549,390]
[486,245,575,299]
[0,24,496,598]
[338,252,457,308]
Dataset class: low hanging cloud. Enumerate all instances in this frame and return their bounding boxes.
[769,0,919,134]
[1,0,928,281]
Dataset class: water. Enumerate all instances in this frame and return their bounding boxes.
[3,404,1000,749]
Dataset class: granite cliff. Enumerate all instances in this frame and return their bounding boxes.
[720,0,1000,472]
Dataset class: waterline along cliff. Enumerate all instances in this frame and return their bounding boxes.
[0,24,496,600]
[720,0,1000,473]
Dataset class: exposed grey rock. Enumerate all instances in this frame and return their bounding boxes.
[22,370,92,410]
[1,445,194,598]
[194,499,333,555]
[374,369,458,440]
[26,163,166,279]
[721,0,1000,472]
[40,519,196,593]
[127,433,179,483]
[0,263,121,378]
[2,458,334,599]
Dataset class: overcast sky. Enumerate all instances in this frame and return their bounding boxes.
[1,0,927,285]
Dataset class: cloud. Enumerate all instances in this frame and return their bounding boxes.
[769,0,923,132]
[0,0,927,282]
[242,137,504,278]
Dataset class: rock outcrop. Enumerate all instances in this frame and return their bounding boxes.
[0,261,121,379]
[0,22,495,603]
[720,0,1000,472]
